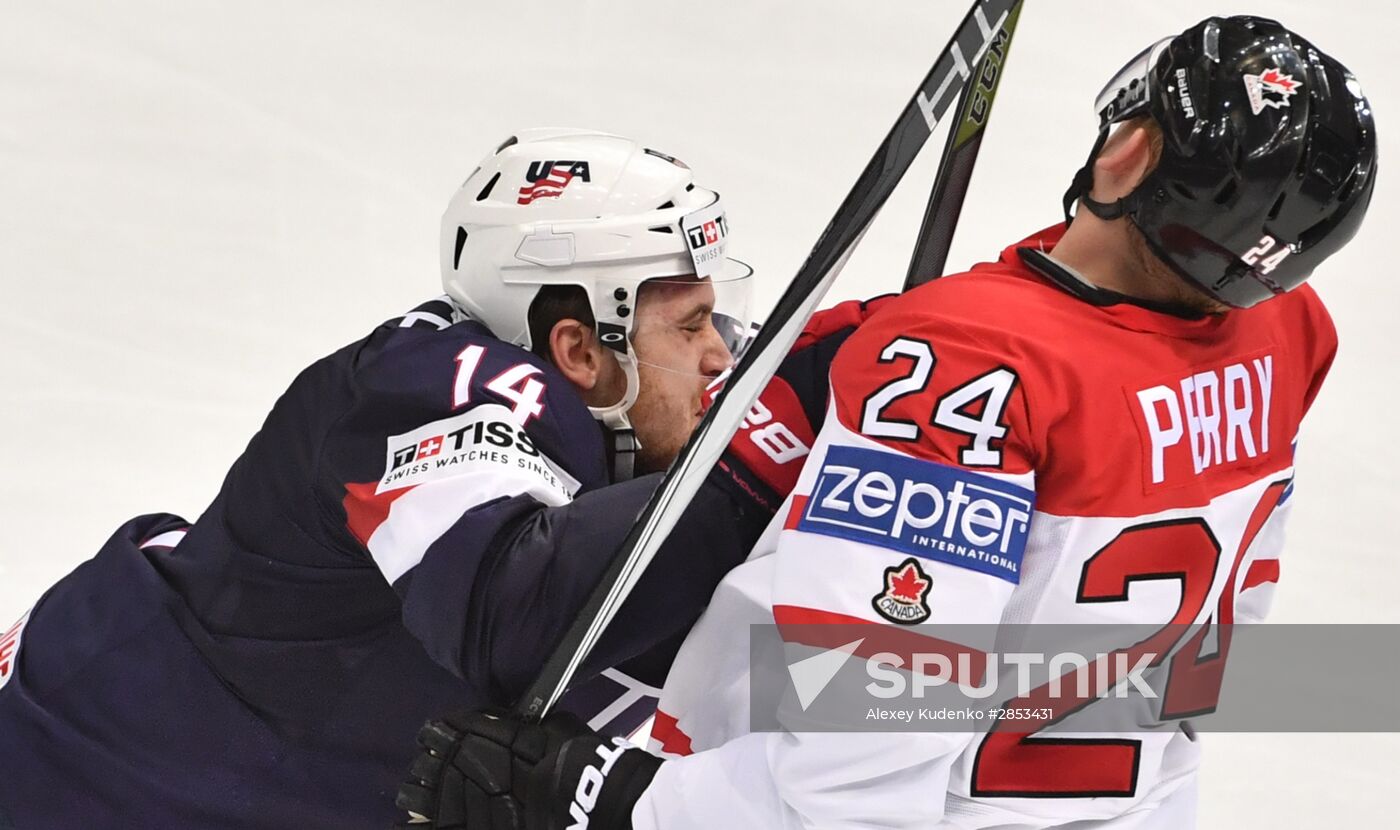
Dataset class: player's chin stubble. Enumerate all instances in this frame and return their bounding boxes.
[629,365,701,474]
[1130,226,1231,315]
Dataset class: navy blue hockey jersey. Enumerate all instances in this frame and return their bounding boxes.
[0,298,785,828]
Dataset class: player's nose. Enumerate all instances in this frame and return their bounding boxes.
[698,328,733,377]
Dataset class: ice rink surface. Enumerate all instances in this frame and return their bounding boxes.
[2,0,1395,825]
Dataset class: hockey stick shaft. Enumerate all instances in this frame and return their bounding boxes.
[903,0,1023,290]
[514,0,1021,721]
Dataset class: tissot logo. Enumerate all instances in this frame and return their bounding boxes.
[378,405,582,501]
[390,418,539,471]
[684,215,727,251]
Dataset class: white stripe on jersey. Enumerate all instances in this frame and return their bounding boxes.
[365,428,577,584]
[139,530,188,550]
[398,310,453,330]
[395,295,468,330]
[587,669,665,732]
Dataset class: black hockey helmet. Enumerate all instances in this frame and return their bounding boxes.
[1064,16,1377,308]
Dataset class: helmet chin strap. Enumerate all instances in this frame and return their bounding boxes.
[1063,127,1134,223]
[588,353,642,481]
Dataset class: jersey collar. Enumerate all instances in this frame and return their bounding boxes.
[1005,225,1232,339]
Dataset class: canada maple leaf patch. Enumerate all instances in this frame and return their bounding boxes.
[872,558,933,624]
[1244,66,1304,115]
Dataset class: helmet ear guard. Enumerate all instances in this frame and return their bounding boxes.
[1065,17,1376,308]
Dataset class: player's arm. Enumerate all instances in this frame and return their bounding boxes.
[1237,288,1338,624]
[397,300,1045,829]
[324,330,769,702]
[479,299,901,698]
[325,313,871,704]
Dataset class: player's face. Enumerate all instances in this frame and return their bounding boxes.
[628,277,734,473]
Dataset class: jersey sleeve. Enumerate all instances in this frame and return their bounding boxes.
[320,323,606,685]
[1296,285,1339,418]
[635,288,1047,829]
[1237,286,1337,624]
[712,296,900,514]
[322,319,770,703]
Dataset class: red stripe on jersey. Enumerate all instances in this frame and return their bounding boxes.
[773,604,988,685]
[651,710,694,757]
[783,495,809,530]
[1242,558,1280,591]
[343,482,415,547]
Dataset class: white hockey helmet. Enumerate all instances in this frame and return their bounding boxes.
[442,128,750,350]
[441,128,752,437]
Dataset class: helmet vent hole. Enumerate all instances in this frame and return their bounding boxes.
[494,136,518,154]
[685,184,696,192]
[1267,193,1287,221]
[1213,179,1238,205]
[453,228,468,270]
[648,225,675,234]
[656,200,675,210]
[476,172,501,202]
[1172,183,1196,200]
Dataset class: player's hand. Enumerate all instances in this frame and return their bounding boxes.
[395,709,568,829]
[396,710,661,830]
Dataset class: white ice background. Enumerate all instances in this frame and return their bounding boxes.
[1,1,1396,825]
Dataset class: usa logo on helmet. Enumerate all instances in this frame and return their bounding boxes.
[518,160,592,205]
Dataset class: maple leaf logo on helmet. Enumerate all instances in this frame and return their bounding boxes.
[1243,66,1304,115]
[871,558,933,625]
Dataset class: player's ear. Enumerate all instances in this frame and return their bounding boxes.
[547,318,606,392]
[1091,122,1155,203]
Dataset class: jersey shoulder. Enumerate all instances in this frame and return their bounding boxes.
[356,298,596,429]
[323,297,609,499]
[1260,282,1337,366]
[1241,282,1338,416]
[829,270,1053,477]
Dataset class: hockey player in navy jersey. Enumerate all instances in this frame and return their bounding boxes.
[0,129,795,829]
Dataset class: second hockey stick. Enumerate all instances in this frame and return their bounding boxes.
[904,0,1023,289]
[515,0,1022,721]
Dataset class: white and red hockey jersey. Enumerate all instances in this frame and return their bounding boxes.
[633,226,1336,829]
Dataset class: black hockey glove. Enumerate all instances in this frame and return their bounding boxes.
[396,710,661,830]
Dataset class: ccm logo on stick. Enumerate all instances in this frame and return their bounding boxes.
[1135,355,1274,486]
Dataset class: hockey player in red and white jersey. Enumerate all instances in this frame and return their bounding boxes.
[397,16,1376,829]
